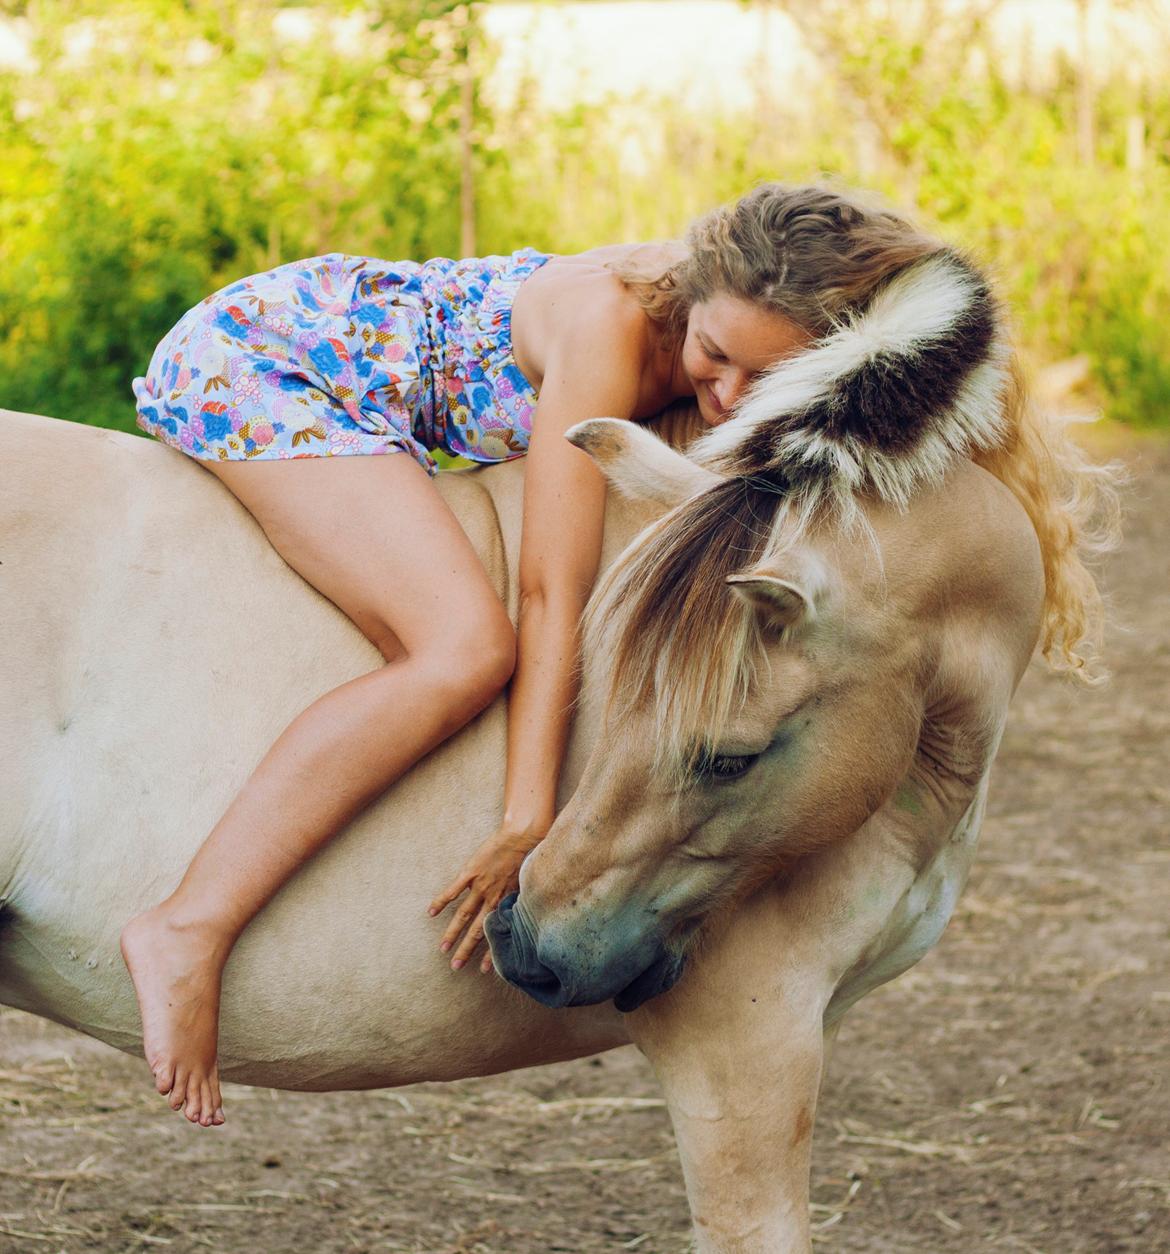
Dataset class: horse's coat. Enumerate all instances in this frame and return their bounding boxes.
[0,402,1044,1250]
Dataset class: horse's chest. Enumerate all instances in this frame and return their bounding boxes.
[826,787,987,1025]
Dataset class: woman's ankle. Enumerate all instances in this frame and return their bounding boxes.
[126,899,240,961]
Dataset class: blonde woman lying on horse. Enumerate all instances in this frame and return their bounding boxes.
[120,181,1103,1129]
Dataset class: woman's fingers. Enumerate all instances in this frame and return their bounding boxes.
[429,835,524,969]
[480,950,494,975]
[450,904,491,969]
[428,873,471,918]
[439,891,484,953]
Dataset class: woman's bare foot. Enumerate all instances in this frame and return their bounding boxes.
[120,907,229,1127]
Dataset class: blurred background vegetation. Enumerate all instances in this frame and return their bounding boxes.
[1,0,1167,436]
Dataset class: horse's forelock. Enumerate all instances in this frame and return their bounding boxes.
[582,475,793,784]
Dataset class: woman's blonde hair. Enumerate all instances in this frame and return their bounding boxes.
[605,181,1121,684]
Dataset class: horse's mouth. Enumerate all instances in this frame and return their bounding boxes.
[611,949,686,1012]
[486,893,686,1012]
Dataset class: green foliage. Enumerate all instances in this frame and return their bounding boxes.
[1,0,1167,435]
[0,0,481,430]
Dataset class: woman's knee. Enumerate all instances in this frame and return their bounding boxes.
[462,608,518,698]
[422,607,516,714]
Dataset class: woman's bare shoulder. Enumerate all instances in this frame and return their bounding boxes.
[527,238,684,317]
[512,245,666,380]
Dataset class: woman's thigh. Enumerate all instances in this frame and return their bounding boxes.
[199,453,511,664]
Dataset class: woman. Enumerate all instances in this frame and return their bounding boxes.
[122,181,952,1129]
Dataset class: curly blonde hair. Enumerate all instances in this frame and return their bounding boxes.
[605,181,1121,683]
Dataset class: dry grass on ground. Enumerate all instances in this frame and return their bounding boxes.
[2,431,1167,1253]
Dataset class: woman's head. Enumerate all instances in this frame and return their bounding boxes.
[610,181,943,424]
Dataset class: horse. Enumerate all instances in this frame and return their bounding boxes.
[0,388,1042,1250]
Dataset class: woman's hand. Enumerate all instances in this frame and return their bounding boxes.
[428,825,547,973]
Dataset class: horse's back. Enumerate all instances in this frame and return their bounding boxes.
[0,408,508,849]
[0,408,627,1087]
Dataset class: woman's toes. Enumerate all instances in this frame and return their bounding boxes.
[212,1108,226,1126]
[198,1081,215,1126]
[152,1060,175,1096]
[168,1068,189,1111]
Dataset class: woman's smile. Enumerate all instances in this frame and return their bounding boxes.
[680,293,815,426]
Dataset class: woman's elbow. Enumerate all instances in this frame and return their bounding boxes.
[518,578,593,619]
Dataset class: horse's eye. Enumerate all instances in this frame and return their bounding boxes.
[695,751,758,782]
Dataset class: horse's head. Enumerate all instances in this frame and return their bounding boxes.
[489,251,1025,1010]
[487,418,945,1011]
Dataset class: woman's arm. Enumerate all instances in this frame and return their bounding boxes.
[428,295,648,969]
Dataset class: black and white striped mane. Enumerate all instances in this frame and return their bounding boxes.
[688,248,1009,513]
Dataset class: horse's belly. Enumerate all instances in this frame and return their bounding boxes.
[0,904,630,1090]
[1,728,632,1088]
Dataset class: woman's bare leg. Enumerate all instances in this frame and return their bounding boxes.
[120,453,515,1128]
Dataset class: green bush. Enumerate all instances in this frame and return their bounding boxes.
[1,1,1167,434]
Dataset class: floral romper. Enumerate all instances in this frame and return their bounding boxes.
[130,247,556,474]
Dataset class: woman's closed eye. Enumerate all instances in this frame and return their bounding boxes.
[697,332,728,363]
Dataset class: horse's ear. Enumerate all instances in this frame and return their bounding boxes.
[565,417,722,508]
[725,572,815,632]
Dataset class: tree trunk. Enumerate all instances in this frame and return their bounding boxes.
[458,4,477,258]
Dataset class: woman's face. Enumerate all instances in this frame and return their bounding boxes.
[682,294,814,426]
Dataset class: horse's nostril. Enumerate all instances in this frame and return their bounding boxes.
[523,969,561,995]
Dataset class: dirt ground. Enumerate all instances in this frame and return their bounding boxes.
[2,430,1168,1254]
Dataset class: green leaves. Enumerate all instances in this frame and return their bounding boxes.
[1,1,1167,433]
[0,1,483,431]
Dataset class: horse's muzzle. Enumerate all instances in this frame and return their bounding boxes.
[486,892,686,1012]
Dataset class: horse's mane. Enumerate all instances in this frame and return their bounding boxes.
[581,472,792,786]
[581,253,1121,782]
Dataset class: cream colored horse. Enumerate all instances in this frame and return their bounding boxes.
[0,401,1043,1251]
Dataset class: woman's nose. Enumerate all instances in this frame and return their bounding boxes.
[715,371,751,412]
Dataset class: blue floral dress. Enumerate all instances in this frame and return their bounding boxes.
[131,247,555,474]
